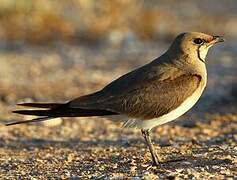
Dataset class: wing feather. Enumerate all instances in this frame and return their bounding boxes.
[69,62,203,119]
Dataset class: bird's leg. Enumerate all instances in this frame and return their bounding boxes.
[141,129,162,166]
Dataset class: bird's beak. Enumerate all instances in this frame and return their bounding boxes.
[212,35,225,44]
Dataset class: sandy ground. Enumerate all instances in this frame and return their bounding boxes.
[0,42,236,179]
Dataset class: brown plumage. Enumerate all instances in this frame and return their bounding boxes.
[69,73,202,120]
[7,32,224,166]
[8,32,224,129]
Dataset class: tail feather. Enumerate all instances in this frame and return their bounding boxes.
[17,102,63,109]
[12,108,118,117]
[12,109,55,116]
[9,102,119,126]
[6,117,54,126]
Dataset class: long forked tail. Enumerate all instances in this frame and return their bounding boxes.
[7,102,118,126]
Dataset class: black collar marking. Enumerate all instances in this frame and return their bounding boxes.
[197,46,205,63]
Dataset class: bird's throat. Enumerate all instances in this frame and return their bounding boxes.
[197,46,206,63]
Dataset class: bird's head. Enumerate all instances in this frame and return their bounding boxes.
[168,32,225,63]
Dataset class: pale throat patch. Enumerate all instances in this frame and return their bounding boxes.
[198,45,210,61]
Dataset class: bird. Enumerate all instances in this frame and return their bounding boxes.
[7,32,224,166]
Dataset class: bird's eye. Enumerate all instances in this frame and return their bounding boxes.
[193,38,204,45]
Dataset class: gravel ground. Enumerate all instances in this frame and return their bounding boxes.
[0,113,236,179]
[0,42,236,179]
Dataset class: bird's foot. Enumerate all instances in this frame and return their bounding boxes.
[151,155,186,167]
[151,154,163,167]
[166,156,187,162]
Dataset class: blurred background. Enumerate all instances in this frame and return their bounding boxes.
[0,0,236,178]
[0,0,236,115]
